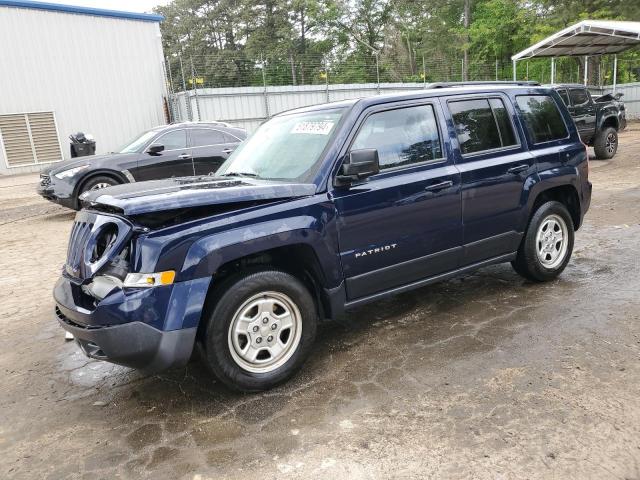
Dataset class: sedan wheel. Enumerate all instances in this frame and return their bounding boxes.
[89,182,112,191]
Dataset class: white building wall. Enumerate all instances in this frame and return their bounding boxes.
[0,5,167,174]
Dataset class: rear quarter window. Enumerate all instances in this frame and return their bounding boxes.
[515,95,568,144]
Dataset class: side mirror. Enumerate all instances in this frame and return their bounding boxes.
[336,148,380,186]
[146,144,165,155]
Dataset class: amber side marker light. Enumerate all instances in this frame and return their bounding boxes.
[123,271,176,288]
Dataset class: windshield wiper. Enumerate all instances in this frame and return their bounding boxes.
[220,171,260,178]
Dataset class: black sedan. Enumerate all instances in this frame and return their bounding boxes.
[37,122,247,210]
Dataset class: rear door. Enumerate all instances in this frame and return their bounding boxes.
[332,100,462,301]
[190,128,240,176]
[568,87,597,143]
[130,129,194,181]
[444,94,534,265]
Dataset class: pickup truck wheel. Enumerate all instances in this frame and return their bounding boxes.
[511,201,574,282]
[203,270,317,392]
[594,126,618,159]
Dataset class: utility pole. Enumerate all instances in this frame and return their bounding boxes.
[462,0,471,82]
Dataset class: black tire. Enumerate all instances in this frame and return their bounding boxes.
[511,201,575,282]
[593,126,618,159]
[76,175,119,208]
[202,269,317,392]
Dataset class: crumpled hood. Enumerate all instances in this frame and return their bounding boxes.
[81,176,317,216]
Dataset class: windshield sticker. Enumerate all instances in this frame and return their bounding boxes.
[291,121,334,135]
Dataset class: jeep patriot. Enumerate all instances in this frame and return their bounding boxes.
[55,84,592,391]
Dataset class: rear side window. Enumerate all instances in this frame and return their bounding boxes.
[351,104,442,170]
[449,98,518,155]
[569,88,590,106]
[190,128,225,147]
[557,89,570,106]
[516,95,568,144]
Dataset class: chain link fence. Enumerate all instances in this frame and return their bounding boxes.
[165,52,640,129]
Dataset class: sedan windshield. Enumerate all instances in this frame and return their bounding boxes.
[117,130,159,154]
[216,109,344,182]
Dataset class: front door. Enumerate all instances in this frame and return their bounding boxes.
[444,94,535,265]
[332,101,462,301]
[131,129,194,181]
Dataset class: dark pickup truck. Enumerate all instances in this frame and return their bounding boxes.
[54,84,591,391]
[550,84,626,159]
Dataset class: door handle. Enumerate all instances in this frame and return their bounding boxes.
[424,180,453,192]
[178,153,191,160]
[507,164,529,174]
[222,148,235,154]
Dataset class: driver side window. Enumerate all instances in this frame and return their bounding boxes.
[155,130,187,151]
[351,104,443,170]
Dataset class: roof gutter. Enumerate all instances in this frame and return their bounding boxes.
[0,0,164,22]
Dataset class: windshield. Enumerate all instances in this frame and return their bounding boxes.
[216,109,345,182]
[117,130,159,154]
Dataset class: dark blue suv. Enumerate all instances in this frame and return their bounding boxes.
[54,84,591,391]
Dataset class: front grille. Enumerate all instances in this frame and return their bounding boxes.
[64,211,131,281]
[40,174,51,186]
[66,220,94,278]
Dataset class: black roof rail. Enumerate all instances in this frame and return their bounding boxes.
[425,81,541,89]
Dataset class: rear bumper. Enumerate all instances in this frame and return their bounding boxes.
[57,308,196,372]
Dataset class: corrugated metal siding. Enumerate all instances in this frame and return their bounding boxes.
[612,82,640,119]
[174,81,640,134]
[174,83,427,132]
[0,6,167,170]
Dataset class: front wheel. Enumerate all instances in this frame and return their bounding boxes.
[75,175,119,209]
[511,201,575,282]
[202,270,317,392]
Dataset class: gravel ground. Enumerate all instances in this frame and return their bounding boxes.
[1,125,639,480]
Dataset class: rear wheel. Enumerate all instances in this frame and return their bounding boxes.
[594,126,618,159]
[202,270,317,391]
[511,201,574,282]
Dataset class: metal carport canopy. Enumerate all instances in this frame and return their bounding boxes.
[511,20,640,87]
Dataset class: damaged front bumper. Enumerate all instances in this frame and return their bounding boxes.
[54,274,211,373]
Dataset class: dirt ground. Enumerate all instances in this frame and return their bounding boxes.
[1,125,639,480]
